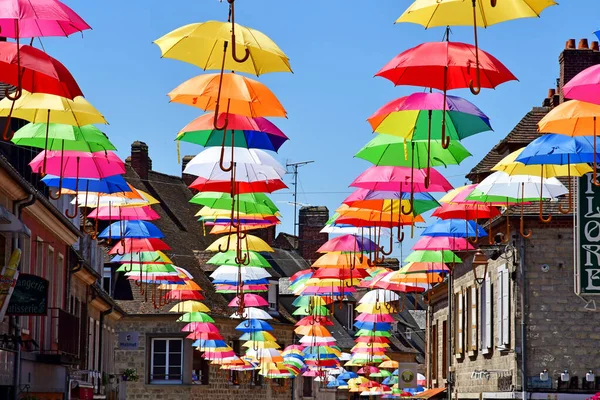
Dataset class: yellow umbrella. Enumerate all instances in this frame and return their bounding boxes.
[355,303,395,314]
[396,0,555,94]
[379,360,399,369]
[154,21,291,76]
[207,234,274,253]
[169,300,210,313]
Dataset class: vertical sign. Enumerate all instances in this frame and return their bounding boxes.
[397,362,418,389]
[576,173,600,295]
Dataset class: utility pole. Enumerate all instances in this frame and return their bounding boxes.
[286,160,314,237]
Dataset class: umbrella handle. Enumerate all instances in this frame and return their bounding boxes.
[65,157,80,218]
[559,174,573,215]
[441,84,450,149]
[397,226,404,243]
[219,129,233,172]
[539,172,552,223]
[227,0,250,63]
[218,232,232,253]
[49,140,66,200]
[401,195,414,215]
[469,0,482,96]
[491,0,497,6]
[213,42,230,132]
[1,89,16,141]
[379,231,393,256]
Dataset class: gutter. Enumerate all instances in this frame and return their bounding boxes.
[97,305,114,394]
[11,193,35,400]
[519,236,528,400]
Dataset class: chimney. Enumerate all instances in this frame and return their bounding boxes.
[181,155,196,189]
[298,206,329,263]
[592,41,599,51]
[252,225,277,247]
[559,38,600,102]
[129,141,152,180]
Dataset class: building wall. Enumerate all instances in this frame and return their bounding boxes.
[115,315,294,400]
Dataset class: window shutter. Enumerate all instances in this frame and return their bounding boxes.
[456,291,463,355]
[496,268,504,346]
[470,286,478,352]
[502,266,510,346]
[484,272,492,351]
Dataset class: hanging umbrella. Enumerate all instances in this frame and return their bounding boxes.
[98,220,164,239]
[317,234,379,253]
[412,236,476,251]
[111,251,172,265]
[169,301,211,313]
[108,238,171,254]
[188,176,286,194]
[395,1,550,94]
[405,250,461,264]
[350,166,453,192]
[87,206,160,221]
[344,189,439,214]
[30,150,125,178]
[516,134,600,165]
[207,250,271,268]
[230,307,273,320]
[228,294,269,308]
[560,63,600,105]
[41,174,130,194]
[154,20,291,75]
[12,123,115,152]
[190,192,279,215]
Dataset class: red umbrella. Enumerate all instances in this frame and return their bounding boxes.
[0,42,82,99]
[295,316,334,327]
[355,336,390,344]
[189,176,287,194]
[355,314,395,323]
[313,268,369,280]
[432,203,500,220]
[376,41,516,92]
[186,331,224,340]
[182,322,220,333]
[165,290,204,301]
[108,238,171,255]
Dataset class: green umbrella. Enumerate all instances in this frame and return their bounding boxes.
[207,250,271,268]
[465,188,538,203]
[12,123,116,152]
[116,264,177,273]
[190,192,279,215]
[293,305,330,316]
[405,250,461,264]
[370,370,392,378]
[356,134,471,167]
[111,251,171,264]
[355,330,391,337]
[177,312,215,323]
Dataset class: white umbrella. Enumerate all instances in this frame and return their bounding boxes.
[299,336,336,344]
[210,265,271,282]
[359,289,400,304]
[474,171,568,199]
[183,147,286,179]
[230,307,273,320]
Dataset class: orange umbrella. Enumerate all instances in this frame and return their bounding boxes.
[168,73,287,120]
[295,324,332,337]
[312,253,370,269]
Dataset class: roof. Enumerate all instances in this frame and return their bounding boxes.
[262,248,310,278]
[114,164,229,316]
[467,107,551,182]
[273,232,299,250]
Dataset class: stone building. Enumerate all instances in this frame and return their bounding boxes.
[427,38,600,400]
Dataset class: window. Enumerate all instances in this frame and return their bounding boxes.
[56,254,64,309]
[431,323,438,382]
[480,273,492,353]
[192,348,209,385]
[441,321,447,380]
[302,376,313,397]
[150,338,183,383]
[35,238,44,277]
[228,340,240,385]
[454,290,463,357]
[268,282,278,311]
[347,303,355,330]
[47,246,55,306]
[497,265,510,349]
[103,266,112,295]
[466,286,478,353]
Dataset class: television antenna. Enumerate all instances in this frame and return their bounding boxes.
[286,160,314,237]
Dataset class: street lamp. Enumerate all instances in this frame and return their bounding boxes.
[472,250,489,285]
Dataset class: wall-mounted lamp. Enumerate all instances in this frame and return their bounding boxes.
[561,370,570,382]
[472,250,489,285]
[586,370,595,383]
[540,369,549,382]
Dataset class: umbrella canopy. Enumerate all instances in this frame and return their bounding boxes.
[108,238,171,254]
[350,166,453,192]
[13,123,115,152]
[206,234,273,253]
[30,150,125,178]
[375,41,517,90]
[494,148,592,177]
[367,92,491,140]
[412,235,476,251]
[228,294,269,308]
[396,0,556,27]
[88,206,160,221]
[98,221,164,239]
[168,73,287,118]
[560,64,600,105]
[177,112,288,152]
[169,301,210,313]
[431,203,501,221]
[516,134,600,165]
[41,174,130,194]
[470,171,568,200]
[190,192,278,215]
[405,250,461,264]
[538,100,600,136]
[188,176,286,194]
[230,307,273,320]
[207,250,271,268]
[356,135,471,167]
[0,91,107,126]
[344,189,439,213]
[317,234,379,253]
[154,20,291,75]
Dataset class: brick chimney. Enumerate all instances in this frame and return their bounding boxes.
[298,206,329,263]
[559,37,600,102]
[252,225,277,246]
[181,155,196,189]
[129,141,152,180]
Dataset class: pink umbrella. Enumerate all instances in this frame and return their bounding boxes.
[412,236,476,251]
[0,0,91,38]
[30,150,125,178]
[215,284,268,292]
[317,234,379,253]
[88,206,160,221]
[228,293,268,307]
[364,272,425,293]
[355,314,395,323]
[182,322,220,333]
[350,166,452,193]
[563,64,600,105]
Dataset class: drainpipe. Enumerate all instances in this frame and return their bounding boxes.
[519,237,527,400]
[97,305,113,394]
[11,194,35,400]
[447,274,453,400]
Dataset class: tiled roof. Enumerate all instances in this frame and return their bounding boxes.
[262,248,310,278]
[467,107,551,181]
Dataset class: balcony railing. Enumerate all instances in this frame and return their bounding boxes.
[46,307,80,357]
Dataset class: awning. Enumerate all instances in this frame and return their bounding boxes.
[414,388,447,399]
[0,204,30,236]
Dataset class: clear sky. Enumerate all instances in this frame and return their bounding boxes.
[46,1,600,257]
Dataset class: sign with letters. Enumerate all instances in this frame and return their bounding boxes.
[576,173,600,295]
[6,273,48,315]
[118,332,139,349]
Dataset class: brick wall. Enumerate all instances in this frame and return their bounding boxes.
[115,315,294,400]
[129,141,152,181]
[559,38,600,102]
[298,206,329,263]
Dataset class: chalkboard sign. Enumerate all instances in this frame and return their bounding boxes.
[6,273,48,316]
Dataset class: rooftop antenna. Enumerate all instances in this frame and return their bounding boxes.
[286,160,314,237]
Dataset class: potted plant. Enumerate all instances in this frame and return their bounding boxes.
[122,368,139,382]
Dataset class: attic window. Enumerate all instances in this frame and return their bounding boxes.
[268,282,278,311]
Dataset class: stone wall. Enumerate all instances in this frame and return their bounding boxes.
[116,314,294,400]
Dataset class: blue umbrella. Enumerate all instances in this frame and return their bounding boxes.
[516,134,600,165]
[353,321,392,331]
[327,378,347,388]
[422,219,487,238]
[338,371,359,380]
[212,278,270,285]
[235,319,273,332]
[42,174,132,194]
[192,339,228,348]
[98,220,164,239]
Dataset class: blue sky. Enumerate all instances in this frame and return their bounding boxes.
[46,1,599,256]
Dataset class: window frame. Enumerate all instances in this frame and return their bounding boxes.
[347,303,355,331]
[150,338,184,384]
